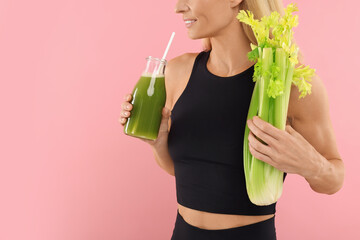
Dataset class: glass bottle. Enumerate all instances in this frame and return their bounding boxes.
[124,56,167,140]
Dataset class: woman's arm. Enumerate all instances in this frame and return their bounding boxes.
[151,145,175,176]
[289,73,344,194]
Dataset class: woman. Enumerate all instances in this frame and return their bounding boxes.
[119,0,345,239]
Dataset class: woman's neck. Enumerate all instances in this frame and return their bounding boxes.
[207,18,254,77]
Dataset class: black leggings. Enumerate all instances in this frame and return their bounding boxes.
[171,209,277,240]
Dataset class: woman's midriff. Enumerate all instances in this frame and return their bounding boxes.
[178,203,275,230]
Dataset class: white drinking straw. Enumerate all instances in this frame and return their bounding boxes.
[156,32,175,75]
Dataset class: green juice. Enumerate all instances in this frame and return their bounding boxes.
[124,73,166,140]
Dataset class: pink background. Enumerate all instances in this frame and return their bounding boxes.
[0,0,359,239]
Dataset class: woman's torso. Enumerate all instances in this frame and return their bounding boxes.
[165,51,294,230]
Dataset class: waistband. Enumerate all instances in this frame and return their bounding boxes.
[171,209,277,240]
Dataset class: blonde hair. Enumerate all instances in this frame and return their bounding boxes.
[201,0,305,63]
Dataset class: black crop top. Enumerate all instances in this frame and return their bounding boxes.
[167,50,287,215]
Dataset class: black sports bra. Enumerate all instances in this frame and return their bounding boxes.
[167,50,286,215]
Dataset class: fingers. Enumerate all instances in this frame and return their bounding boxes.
[119,117,127,125]
[119,111,131,125]
[124,93,132,101]
[122,93,133,111]
[251,116,283,141]
[121,111,130,117]
[247,118,277,147]
[119,110,131,125]
[119,93,133,125]
[248,131,273,157]
[121,102,133,111]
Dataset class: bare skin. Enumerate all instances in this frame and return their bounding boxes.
[178,203,274,230]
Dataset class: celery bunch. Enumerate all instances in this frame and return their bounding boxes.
[237,3,316,205]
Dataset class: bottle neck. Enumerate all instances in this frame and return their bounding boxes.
[144,56,167,76]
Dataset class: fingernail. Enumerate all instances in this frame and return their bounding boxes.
[127,105,130,109]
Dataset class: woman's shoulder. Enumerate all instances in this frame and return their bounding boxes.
[164,52,201,110]
[287,61,326,123]
[166,52,201,73]
[164,51,201,87]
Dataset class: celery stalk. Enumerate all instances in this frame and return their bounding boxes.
[238,3,316,205]
[274,48,287,131]
[284,61,295,116]
[243,77,259,199]
[247,48,285,205]
[258,47,272,124]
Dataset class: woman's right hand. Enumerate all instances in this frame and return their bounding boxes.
[119,93,172,149]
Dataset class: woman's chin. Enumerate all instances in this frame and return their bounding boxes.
[187,31,205,40]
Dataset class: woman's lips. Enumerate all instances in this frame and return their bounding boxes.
[184,20,197,28]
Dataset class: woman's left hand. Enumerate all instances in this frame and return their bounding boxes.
[246,116,322,179]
